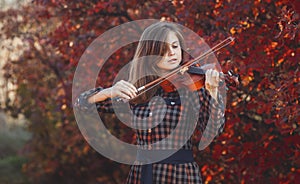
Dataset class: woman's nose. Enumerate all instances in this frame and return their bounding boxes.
[168,48,175,56]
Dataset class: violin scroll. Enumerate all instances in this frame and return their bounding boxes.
[223,70,240,89]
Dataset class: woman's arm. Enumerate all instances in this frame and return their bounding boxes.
[74,80,137,113]
[87,80,137,103]
[192,68,226,149]
[194,87,225,150]
[195,87,225,132]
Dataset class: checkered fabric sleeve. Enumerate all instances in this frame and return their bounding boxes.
[192,88,225,147]
[73,87,115,113]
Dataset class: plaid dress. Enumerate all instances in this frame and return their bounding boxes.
[74,86,225,184]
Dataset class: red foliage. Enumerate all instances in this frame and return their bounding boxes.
[1,0,299,183]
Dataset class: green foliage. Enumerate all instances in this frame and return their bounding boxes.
[0,0,299,183]
[0,156,30,184]
[0,113,31,184]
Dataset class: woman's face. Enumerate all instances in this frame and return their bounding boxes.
[156,31,182,73]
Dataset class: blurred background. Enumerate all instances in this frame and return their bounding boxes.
[0,0,299,183]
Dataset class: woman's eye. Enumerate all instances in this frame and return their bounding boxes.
[172,45,178,49]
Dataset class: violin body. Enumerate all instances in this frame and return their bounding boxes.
[159,64,239,93]
[160,65,206,92]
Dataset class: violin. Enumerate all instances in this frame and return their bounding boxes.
[159,64,239,93]
[118,36,239,104]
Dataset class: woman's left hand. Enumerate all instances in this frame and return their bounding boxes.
[205,69,219,101]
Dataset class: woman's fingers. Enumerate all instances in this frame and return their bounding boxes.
[112,80,137,99]
[205,69,219,88]
[205,69,220,100]
[116,90,132,100]
[121,80,138,97]
[119,80,137,98]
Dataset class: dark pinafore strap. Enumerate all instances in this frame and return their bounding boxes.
[136,149,194,184]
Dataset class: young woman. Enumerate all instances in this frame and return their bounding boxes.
[74,21,225,184]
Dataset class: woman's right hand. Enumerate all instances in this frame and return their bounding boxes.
[88,80,137,103]
[109,80,137,100]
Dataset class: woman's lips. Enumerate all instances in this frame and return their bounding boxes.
[168,58,177,63]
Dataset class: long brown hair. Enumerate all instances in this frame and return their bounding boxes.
[128,21,186,103]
